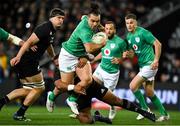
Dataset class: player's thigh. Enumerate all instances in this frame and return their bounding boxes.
[20,72,45,89]
[92,65,103,84]
[103,71,119,91]
[93,75,103,85]
[60,71,75,84]
[102,90,122,106]
[20,72,43,82]
[138,65,158,81]
[59,48,78,72]
[23,87,44,106]
[129,74,146,91]
[76,62,92,82]
[13,56,41,79]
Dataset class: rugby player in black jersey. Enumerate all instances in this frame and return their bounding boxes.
[0,8,65,121]
[53,78,156,124]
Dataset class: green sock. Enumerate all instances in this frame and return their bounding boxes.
[49,92,56,101]
[68,93,78,102]
[133,90,148,110]
[150,95,168,116]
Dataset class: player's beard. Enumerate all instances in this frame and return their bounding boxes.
[108,34,114,39]
[56,26,61,30]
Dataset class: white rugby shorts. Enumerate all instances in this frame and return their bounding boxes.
[59,48,79,73]
[138,65,158,81]
[93,65,119,91]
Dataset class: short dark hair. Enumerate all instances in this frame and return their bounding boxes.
[125,13,137,20]
[88,2,101,16]
[105,21,116,29]
[49,8,65,18]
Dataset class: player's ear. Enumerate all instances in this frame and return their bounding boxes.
[134,20,137,26]
[114,28,116,34]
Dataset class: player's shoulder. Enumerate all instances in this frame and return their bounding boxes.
[114,35,124,42]
[137,26,149,33]
[36,21,51,31]
[34,21,53,35]
[81,15,88,20]
[112,35,126,47]
[79,16,89,28]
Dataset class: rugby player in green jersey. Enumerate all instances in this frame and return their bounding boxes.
[123,13,169,122]
[92,21,127,120]
[46,3,106,115]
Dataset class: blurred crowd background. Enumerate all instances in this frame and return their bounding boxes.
[0,0,180,86]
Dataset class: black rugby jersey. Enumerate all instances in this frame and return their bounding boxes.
[23,21,56,61]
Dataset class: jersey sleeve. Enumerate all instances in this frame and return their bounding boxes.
[142,29,156,45]
[0,28,9,41]
[34,24,49,40]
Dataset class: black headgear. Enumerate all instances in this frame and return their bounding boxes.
[49,8,65,18]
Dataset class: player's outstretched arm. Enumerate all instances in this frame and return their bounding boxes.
[10,33,39,66]
[54,79,86,95]
[8,33,24,46]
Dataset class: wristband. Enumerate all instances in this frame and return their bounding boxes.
[68,85,75,91]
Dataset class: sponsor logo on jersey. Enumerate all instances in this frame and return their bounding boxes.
[104,49,110,56]
[110,43,115,49]
[50,31,54,43]
[133,44,138,50]
[102,56,113,59]
[135,37,140,43]
[135,51,141,53]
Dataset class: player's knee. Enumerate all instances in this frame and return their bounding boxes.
[129,83,137,92]
[54,79,62,89]
[145,90,154,97]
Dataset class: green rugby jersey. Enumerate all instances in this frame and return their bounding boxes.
[100,35,127,73]
[62,16,94,57]
[126,26,156,67]
[0,28,9,42]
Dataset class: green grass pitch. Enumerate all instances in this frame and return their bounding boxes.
[0,105,179,125]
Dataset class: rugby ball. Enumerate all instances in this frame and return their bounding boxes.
[92,32,107,44]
